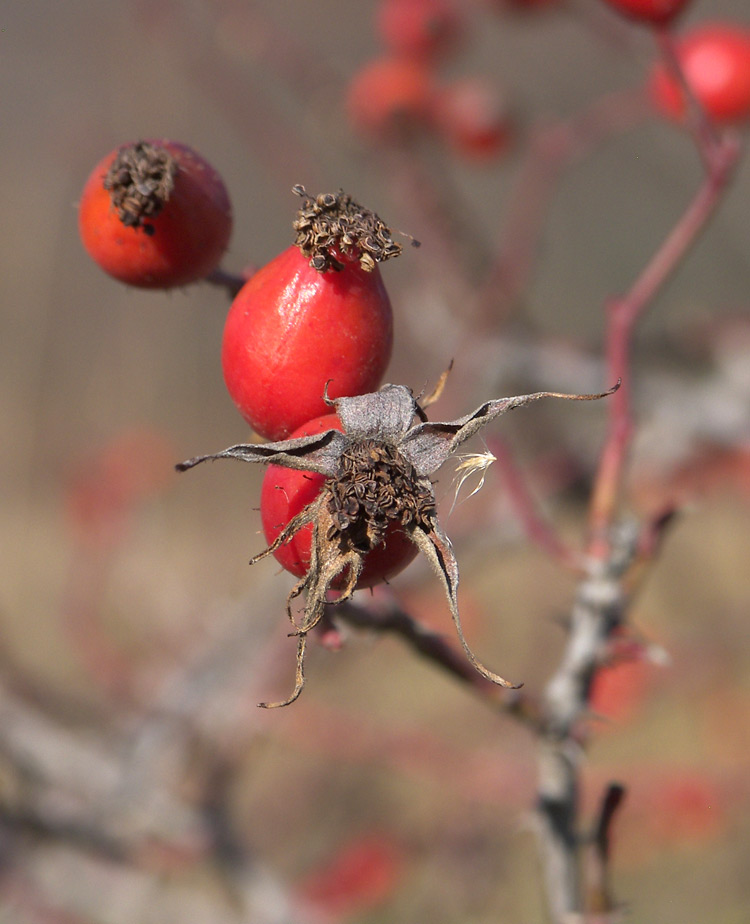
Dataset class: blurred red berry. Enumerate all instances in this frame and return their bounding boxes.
[376,0,464,62]
[65,428,175,549]
[222,245,394,440]
[261,414,418,588]
[644,772,725,845]
[78,140,232,288]
[601,0,689,25]
[297,834,405,919]
[431,77,513,163]
[590,656,651,723]
[649,23,750,124]
[589,630,654,724]
[346,56,433,140]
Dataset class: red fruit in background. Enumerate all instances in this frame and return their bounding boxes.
[589,629,655,724]
[600,0,689,25]
[222,245,393,440]
[641,771,725,846]
[297,834,405,920]
[431,78,513,163]
[261,414,418,588]
[78,140,232,288]
[346,56,433,140]
[589,657,650,724]
[65,428,175,550]
[376,0,464,62]
[649,24,750,124]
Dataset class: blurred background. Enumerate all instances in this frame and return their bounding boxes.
[2,1,750,921]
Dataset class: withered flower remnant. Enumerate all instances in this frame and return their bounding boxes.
[177,382,617,707]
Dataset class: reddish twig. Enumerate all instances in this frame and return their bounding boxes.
[587,132,740,557]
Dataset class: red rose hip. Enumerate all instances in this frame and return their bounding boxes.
[260,414,418,588]
[376,0,464,62]
[431,77,513,163]
[346,56,433,141]
[78,140,232,288]
[222,188,405,440]
[649,23,750,124]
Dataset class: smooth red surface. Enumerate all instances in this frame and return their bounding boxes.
[346,56,433,139]
[649,24,750,124]
[376,0,464,61]
[601,0,688,25]
[260,414,418,588]
[431,78,512,162]
[78,140,232,288]
[222,245,393,440]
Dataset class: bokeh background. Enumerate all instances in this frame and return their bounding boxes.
[2,1,750,921]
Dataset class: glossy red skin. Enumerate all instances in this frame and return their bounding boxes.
[346,56,433,139]
[222,245,393,440]
[431,78,512,163]
[260,414,419,589]
[78,140,232,289]
[649,24,750,124]
[601,0,688,25]
[376,0,464,61]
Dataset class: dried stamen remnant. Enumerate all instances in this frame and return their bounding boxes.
[104,141,177,233]
[292,184,404,273]
[326,440,435,552]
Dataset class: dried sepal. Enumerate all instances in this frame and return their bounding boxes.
[176,428,348,476]
[408,523,520,689]
[178,379,617,706]
[399,383,620,476]
[249,495,326,567]
[257,500,369,707]
[420,360,454,410]
[258,634,307,709]
[331,383,419,443]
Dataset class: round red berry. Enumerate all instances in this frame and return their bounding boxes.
[222,245,393,440]
[260,414,418,588]
[600,0,689,25]
[431,78,513,163]
[346,56,433,141]
[376,0,464,62]
[649,24,750,124]
[78,140,232,288]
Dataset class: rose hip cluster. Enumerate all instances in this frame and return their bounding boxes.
[599,1,750,126]
[79,152,616,706]
[347,0,514,163]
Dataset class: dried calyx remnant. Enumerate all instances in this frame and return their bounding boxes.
[177,379,618,708]
[292,184,417,273]
[104,141,176,234]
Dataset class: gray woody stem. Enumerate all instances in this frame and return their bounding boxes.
[536,524,636,921]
